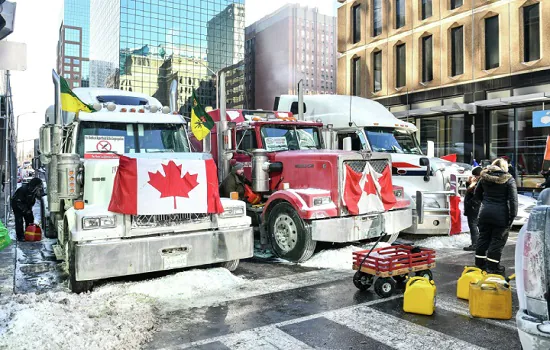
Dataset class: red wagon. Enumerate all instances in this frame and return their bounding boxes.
[352,245,436,298]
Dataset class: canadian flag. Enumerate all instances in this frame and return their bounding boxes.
[108,155,224,215]
[342,163,397,215]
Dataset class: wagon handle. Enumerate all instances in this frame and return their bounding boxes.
[358,231,389,270]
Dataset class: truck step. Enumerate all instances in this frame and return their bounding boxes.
[53,244,65,261]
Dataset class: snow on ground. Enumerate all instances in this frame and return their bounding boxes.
[300,242,392,270]
[415,233,471,250]
[0,268,246,350]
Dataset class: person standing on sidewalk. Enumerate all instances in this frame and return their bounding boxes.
[474,159,518,275]
[463,166,482,251]
[10,178,43,242]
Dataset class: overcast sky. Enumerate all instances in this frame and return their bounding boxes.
[9,0,337,150]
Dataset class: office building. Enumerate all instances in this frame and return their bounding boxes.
[245,4,337,110]
[337,0,550,189]
[56,0,91,88]
[89,0,245,113]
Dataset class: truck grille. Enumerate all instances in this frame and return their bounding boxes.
[344,159,389,174]
[131,213,210,228]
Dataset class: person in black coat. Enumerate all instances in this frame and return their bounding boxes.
[474,159,518,275]
[11,178,43,242]
[219,162,251,201]
[463,166,482,251]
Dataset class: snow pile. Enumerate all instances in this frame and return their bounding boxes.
[0,268,246,350]
[300,242,391,270]
[415,233,471,250]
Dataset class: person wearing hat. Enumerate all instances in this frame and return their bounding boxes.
[11,177,43,242]
[463,166,482,251]
[219,162,251,201]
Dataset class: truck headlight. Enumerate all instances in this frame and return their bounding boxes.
[219,206,245,219]
[82,216,117,230]
[313,196,331,206]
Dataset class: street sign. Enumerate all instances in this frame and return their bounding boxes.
[533,110,550,128]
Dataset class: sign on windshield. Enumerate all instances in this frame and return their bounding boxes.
[84,135,125,159]
[265,137,288,151]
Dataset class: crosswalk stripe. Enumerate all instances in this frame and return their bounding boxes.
[325,305,486,350]
[435,295,517,331]
[220,327,314,350]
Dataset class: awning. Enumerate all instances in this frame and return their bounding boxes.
[473,92,550,107]
[393,102,476,118]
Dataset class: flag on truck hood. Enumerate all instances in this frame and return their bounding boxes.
[60,76,95,114]
[191,90,215,141]
[342,163,397,215]
[108,155,224,215]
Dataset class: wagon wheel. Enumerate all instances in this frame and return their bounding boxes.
[415,269,433,281]
[374,277,396,298]
[353,271,374,291]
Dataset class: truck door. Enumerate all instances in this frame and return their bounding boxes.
[235,129,256,179]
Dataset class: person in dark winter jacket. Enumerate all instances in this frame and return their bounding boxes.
[11,177,43,241]
[537,170,550,189]
[219,162,251,200]
[501,156,516,179]
[474,159,518,275]
[463,166,482,251]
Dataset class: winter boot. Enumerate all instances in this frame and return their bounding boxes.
[463,245,476,251]
[475,256,487,271]
[486,260,505,276]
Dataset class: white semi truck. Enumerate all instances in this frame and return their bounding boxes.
[39,71,253,292]
[275,94,469,235]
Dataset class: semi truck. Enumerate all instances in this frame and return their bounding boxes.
[190,108,412,263]
[275,95,468,235]
[38,71,253,292]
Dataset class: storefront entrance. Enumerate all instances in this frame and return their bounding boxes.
[413,114,466,163]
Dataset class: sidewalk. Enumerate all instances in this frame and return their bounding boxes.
[0,189,15,296]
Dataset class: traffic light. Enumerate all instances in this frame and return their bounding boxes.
[0,1,16,41]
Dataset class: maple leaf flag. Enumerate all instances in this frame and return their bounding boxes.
[342,163,397,216]
[108,155,224,215]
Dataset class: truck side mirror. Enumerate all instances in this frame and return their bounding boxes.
[202,132,212,153]
[39,125,52,156]
[343,136,352,152]
[420,157,430,182]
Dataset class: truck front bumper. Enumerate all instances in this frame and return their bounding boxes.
[310,208,412,243]
[402,209,450,235]
[74,227,253,281]
[516,310,550,349]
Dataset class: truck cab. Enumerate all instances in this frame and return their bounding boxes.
[275,95,468,235]
[191,109,412,263]
[38,72,253,292]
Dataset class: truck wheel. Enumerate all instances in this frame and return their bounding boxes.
[44,216,57,239]
[267,202,316,263]
[219,259,239,272]
[374,277,396,298]
[68,242,93,293]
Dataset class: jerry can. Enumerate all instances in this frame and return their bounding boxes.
[403,276,436,316]
[457,266,485,300]
[469,275,512,320]
[24,224,42,242]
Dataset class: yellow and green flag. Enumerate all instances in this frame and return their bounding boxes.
[60,76,95,113]
[191,90,215,141]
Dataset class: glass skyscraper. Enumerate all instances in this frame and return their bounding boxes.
[56,0,91,88]
[90,0,245,114]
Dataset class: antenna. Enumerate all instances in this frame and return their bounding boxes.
[348,94,352,127]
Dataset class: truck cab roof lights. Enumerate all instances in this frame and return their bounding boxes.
[92,102,102,111]
[74,200,84,210]
[120,108,127,112]
[138,109,145,113]
[106,102,116,111]
[129,108,137,113]
[150,105,159,113]
[162,106,171,114]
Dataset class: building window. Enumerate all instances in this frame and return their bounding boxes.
[396,44,406,88]
[352,57,361,96]
[373,51,382,92]
[422,35,433,82]
[72,82,79,88]
[450,0,463,10]
[422,0,432,20]
[523,3,540,62]
[352,4,361,43]
[373,0,382,37]
[451,26,464,76]
[396,0,405,29]
[485,16,499,69]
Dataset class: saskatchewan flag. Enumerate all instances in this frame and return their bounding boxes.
[191,90,215,141]
[60,76,95,113]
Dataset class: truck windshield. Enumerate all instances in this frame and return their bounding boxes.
[75,121,190,157]
[365,127,422,155]
[260,125,322,151]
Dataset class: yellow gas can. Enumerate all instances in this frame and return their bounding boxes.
[403,277,437,316]
[469,275,512,320]
[457,266,485,300]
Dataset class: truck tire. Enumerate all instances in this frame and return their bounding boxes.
[68,242,93,293]
[44,216,57,239]
[220,259,240,272]
[267,202,316,263]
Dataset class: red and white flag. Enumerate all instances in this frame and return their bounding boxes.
[342,163,397,215]
[108,155,224,215]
